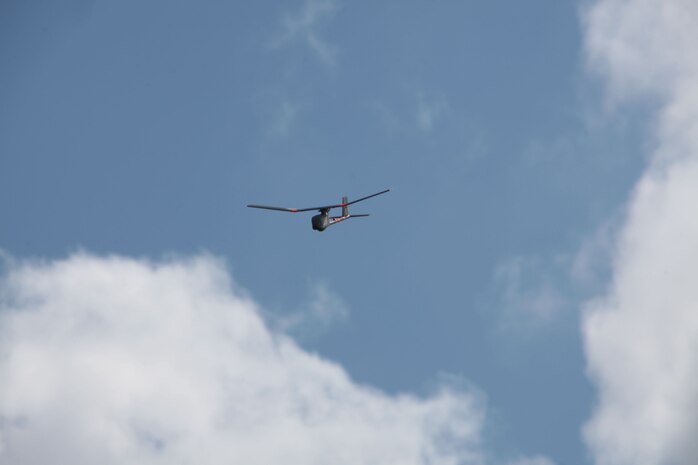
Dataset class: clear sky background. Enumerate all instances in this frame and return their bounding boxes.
[2,1,698,465]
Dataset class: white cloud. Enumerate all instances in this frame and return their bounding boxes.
[582,1,698,464]
[271,0,339,66]
[0,252,501,465]
[583,0,698,104]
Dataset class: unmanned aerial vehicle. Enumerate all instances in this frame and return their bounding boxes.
[247,189,390,231]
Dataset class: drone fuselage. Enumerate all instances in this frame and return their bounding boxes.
[312,212,329,231]
[312,210,350,231]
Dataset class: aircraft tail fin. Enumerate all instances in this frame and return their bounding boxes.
[342,196,348,217]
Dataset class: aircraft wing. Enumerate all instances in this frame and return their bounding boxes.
[246,204,304,212]
[247,189,390,213]
[246,204,343,212]
[344,189,390,206]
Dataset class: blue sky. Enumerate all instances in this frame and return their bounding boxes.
[3,1,697,465]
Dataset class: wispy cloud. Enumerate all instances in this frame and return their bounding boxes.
[582,1,698,464]
[493,256,569,332]
[505,457,555,465]
[268,100,300,137]
[570,219,617,289]
[268,280,349,340]
[371,90,450,135]
[271,0,339,66]
[416,92,448,133]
